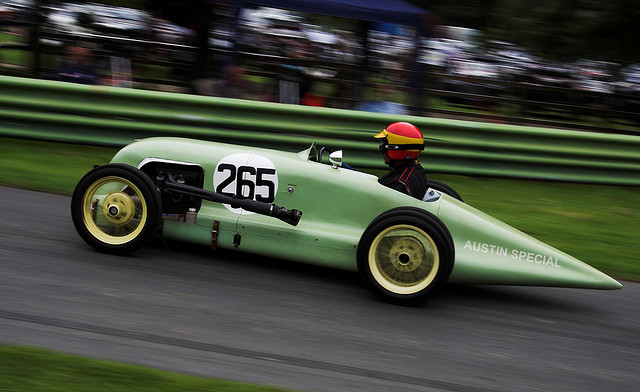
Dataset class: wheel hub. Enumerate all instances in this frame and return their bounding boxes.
[102,192,135,225]
[387,236,424,273]
[397,252,411,265]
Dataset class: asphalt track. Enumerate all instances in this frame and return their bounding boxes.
[1,185,639,392]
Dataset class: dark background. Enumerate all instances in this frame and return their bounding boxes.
[97,0,640,63]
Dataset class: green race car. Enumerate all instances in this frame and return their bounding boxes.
[71,137,621,305]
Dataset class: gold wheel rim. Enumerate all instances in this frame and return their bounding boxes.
[81,176,147,245]
[368,224,439,295]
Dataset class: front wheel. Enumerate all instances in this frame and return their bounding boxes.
[71,163,162,255]
[357,208,454,305]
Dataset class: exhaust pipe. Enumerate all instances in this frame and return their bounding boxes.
[164,172,302,226]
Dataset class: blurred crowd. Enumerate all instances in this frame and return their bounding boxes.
[423,34,640,113]
[1,1,639,117]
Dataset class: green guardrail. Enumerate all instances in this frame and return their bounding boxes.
[1,75,639,186]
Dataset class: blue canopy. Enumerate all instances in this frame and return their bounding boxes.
[239,0,431,29]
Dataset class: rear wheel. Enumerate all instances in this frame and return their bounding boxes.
[71,164,161,254]
[357,208,454,305]
[427,180,463,201]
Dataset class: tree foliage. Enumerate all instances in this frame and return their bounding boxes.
[412,0,640,62]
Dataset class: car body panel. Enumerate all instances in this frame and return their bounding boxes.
[110,137,621,290]
[440,199,621,289]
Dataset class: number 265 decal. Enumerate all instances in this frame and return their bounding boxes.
[213,154,279,213]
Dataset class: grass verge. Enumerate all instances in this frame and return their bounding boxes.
[0,138,117,195]
[0,345,292,392]
[1,136,638,281]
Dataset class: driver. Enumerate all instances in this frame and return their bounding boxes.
[375,122,428,199]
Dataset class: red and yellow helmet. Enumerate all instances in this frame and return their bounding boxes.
[374,122,425,160]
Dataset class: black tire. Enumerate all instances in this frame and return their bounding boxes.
[71,163,162,255]
[427,180,463,202]
[357,207,454,305]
